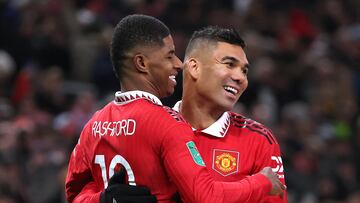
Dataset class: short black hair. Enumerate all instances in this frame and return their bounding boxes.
[185,26,245,57]
[110,14,170,79]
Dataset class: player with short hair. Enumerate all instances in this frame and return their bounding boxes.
[65,15,285,203]
[173,26,287,202]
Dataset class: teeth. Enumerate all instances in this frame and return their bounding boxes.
[224,86,238,94]
[169,75,176,83]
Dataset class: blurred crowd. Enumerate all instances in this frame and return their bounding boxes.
[0,0,359,202]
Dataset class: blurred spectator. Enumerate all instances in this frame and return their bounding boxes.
[54,90,96,140]
[33,66,66,115]
[0,0,359,202]
[0,50,15,96]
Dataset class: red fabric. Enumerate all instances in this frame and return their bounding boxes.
[193,112,287,203]
[65,98,272,203]
[72,182,101,203]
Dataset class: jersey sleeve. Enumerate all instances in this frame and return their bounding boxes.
[72,181,101,203]
[65,123,98,203]
[253,131,288,203]
[160,122,272,203]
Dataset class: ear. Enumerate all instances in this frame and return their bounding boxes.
[186,58,200,79]
[133,54,149,73]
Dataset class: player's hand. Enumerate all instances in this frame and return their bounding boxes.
[100,167,157,203]
[260,167,286,197]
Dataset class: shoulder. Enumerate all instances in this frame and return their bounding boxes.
[146,104,192,139]
[229,112,278,145]
[131,100,188,124]
[161,106,187,122]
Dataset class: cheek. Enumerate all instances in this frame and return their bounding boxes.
[241,79,249,92]
[152,62,169,75]
[161,61,173,73]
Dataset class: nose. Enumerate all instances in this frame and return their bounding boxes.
[231,67,247,84]
[173,55,183,70]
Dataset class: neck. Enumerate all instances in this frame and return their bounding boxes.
[181,91,224,129]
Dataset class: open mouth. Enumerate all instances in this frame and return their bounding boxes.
[224,86,238,95]
[169,75,176,83]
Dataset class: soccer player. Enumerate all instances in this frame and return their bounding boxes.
[65,15,283,202]
[65,15,285,203]
[110,26,288,203]
[172,26,288,202]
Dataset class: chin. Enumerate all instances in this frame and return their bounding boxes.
[224,106,233,112]
[221,101,236,112]
[217,104,232,113]
[164,89,175,97]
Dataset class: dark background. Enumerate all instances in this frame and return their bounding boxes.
[0,0,359,202]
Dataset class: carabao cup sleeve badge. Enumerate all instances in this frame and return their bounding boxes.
[212,149,239,176]
[186,141,206,166]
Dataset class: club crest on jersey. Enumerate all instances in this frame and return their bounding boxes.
[212,149,239,176]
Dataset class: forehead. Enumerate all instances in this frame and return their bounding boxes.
[144,35,174,56]
[160,35,175,51]
[212,42,247,62]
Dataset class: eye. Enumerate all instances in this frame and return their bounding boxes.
[242,67,249,75]
[167,51,176,60]
[168,53,176,60]
[224,61,236,68]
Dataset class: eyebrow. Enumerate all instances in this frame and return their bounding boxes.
[220,56,250,68]
[220,56,239,62]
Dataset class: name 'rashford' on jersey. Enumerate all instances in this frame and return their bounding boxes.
[65,91,274,203]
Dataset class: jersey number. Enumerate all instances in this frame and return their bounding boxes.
[94,154,136,188]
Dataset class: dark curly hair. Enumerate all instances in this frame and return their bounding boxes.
[110,14,170,79]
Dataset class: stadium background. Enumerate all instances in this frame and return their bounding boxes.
[0,0,359,202]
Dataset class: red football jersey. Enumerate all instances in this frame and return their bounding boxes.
[65,91,272,203]
[174,102,287,203]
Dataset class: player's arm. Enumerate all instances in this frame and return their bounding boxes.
[161,123,283,203]
[66,125,156,203]
[72,169,156,203]
[72,181,102,203]
[65,134,96,203]
[254,132,288,203]
[264,143,287,203]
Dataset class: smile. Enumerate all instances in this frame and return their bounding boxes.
[169,75,176,83]
[224,86,238,95]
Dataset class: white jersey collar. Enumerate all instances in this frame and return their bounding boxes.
[173,101,230,138]
[115,91,162,106]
